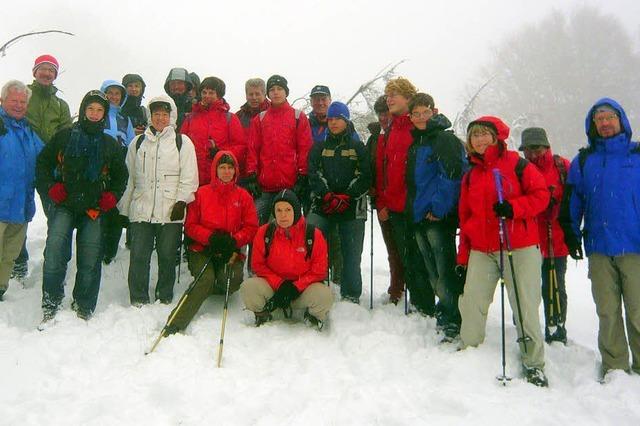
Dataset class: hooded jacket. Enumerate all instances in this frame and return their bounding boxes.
[100,80,135,147]
[26,81,71,143]
[457,116,549,265]
[117,95,198,223]
[121,74,148,130]
[180,99,247,184]
[184,151,258,252]
[163,68,193,129]
[563,97,640,257]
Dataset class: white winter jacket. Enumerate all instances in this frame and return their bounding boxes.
[118,95,199,223]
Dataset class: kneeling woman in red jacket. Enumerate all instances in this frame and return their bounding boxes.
[169,151,258,332]
[240,189,333,329]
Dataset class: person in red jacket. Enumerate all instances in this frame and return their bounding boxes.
[168,151,258,333]
[375,78,434,314]
[457,116,550,387]
[519,127,570,344]
[180,76,246,186]
[240,189,333,329]
[245,75,313,224]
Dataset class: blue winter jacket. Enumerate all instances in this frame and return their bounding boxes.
[100,80,135,147]
[0,108,44,223]
[406,114,467,223]
[566,97,640,256]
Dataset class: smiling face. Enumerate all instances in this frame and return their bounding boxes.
[311,94,331,118]
[200,88,219,106]
[151,109,171,131]
[469,127,497,155]
[1,88,28,120]
[386,91,410,116]
[409,105,434,130]
[246,86,265,109]
[105,86,123,106]
[34,64,57,86]
[85,102,106,122]
[593,110,622,138]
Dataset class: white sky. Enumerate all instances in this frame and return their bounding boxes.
[2,0,639,119]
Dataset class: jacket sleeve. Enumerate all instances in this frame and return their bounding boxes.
[184,191,211,245]
[106,136,128,200]
[509,162,550,219]
[125,118,136,146]
[456,172,472,265]
[251,225,284,290]
[295,112,312,176]
[175,135,199,204]
[60,99,72,131]
[246,115,261,176]
[307,142,330,198]
[293,227,328,291]
[559,155,584,244]
[35,129,65,197]
[345,140,372,199]
[227,114,247,172]
[431,134,465,219]
[231,189,259,247]
[116,137,140,216]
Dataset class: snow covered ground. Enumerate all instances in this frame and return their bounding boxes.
[1,208,639,426]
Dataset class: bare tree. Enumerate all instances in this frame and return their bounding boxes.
[1,30,74,57]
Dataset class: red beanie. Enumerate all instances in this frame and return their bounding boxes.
[33,54,59,77]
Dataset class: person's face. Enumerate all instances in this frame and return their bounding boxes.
[34,64,57,86]
[217,163,236,183]
[1,89,28,120]
[311,95,331,117]
[274,201,294,229]
[327,117,348,135]
[126,81,143,97]
[386,91,410,116]
[105,87,123,106]
[268,85,287,106]
[246,86,265,109]
[593,111,622,138]
[523,146,548,162]
[409,105,434,130]
[469,128,496,155]
[151,109,171,131]
[169,80,187,96]
[200,88,219,106]
[85,102,105,122]
[377,111,392,129]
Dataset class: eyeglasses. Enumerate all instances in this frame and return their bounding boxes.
[593,114,618,124]
[411,110,432,119]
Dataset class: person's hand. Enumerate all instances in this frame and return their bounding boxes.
[426,212,440,221]
[208,231,237,262]
[99,192,118,212]
[493,200,514,219]
[333,194,351,213]
[263,280,300,312]
[568,244,584,260]
[377,207,389,222]
[48,183,67,204]
[170,201,187,221]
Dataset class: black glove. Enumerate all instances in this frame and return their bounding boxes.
[170,201,187,221]
[208,231,236,261]
[454,265,467,295]
[569,245,584,260]
[293,175,308,201]
[245,174,262,199]
[493,200,514,219]
[263,280,300,313]
[563,231,584,260]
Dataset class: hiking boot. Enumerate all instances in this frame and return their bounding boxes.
[304,309,325,331]
[550,325,567,345]
[254,310,273,327]
[11,261,28,282]
[524,367,549,387]
[38,308,58,330]
[341,295,360,304]
[545,326,553,344]
[71,301,92,320]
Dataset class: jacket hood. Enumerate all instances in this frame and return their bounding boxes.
[210,150,239,187]
[78,90,109,133]
[100,79,128,107]
[584,97,632,145]
[272,189,302,225]
[147,95,178,129]
[468,115,510,142]
[164,68,193,95]
[412,113,452,136]
[122,74,146,96]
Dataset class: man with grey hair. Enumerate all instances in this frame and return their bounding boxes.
[0,80,44,300]
[236,78,270,183]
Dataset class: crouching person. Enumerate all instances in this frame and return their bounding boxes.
[240,190,333,329]
[165,151,258,333]
[36,90,128,321]
[118,96,198,305]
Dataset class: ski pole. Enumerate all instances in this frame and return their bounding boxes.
[146,253,214,355]
[493,169,531,354]
[370,201,374,310]
[217,254,237,367]
[546,187,563,328]
[177,231,184,286]
[497,243,511,385]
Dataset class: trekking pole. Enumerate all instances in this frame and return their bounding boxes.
[217,254,237,368]
[493,169,531,354]
[369,201,374,310]
[177,232,184,286]
[497,241,511,385]
[546,187,563,329]
[146,254,214,355]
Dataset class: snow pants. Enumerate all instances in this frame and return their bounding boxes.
[0,222,27,292]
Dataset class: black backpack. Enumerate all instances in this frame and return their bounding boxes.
[263,221,315,261]
[135,132,183,152]
[464,157,529,189]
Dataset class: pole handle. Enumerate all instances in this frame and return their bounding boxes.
[492,169,504,203]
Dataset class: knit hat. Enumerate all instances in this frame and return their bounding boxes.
[272,189,302,225]
[33,54,59,77]
[122,73,146,96]
[266,75,289,96]
[327,102,350,122]
[200,76,226,98]
[519,127,550,151]
[310,85,331,97]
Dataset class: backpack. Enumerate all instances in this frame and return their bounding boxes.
[259,109,301,127]
[464,157,529,190]
[136,132,183,152]
[263,221,315,261]
[553,154,567,185]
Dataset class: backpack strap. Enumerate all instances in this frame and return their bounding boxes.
[136,133,182,152]
[515,157,529,182]
[263,221,277,258]
[577,146,593,175]
[259,109,300,130]
[304,223,315,261]
[553,154,567,185]
[135,134,145,151]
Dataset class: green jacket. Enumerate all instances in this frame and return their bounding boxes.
[27,81,72,143]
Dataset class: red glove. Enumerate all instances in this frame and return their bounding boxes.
[334,194,351,213]
[322,192,340,214]
[48,183,67,204]
[99,192,118,212]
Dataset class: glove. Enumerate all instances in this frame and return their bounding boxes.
[569,246,584,260]
[48,183,67,204]
[563,231,584,260]
[333,194,351,213]
[293,175,308,201]
[170,201,187,221]
[493,200,514,219]
[208,231,237,262]
[454,265,467,294]
[245,174,262,199]
[321,192,340,214]
[99,192,118,212]
[264,280,300,313]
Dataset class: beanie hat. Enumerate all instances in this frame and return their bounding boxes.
[519,127,550,151]
[33,54,59,77]
[266,75,289,97]
[327,102,350,122]
[200,76,226,98]
[310,85,331,97]
[122,73,146,95]
[272,189,302,225]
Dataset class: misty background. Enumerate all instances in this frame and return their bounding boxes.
[2,0,639,157]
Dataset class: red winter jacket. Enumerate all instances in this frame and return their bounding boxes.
[180,99,247,185]
[530,150,570,258]
[184,150,258,253]
[251,217,328,292]
[375,114,414,213]
[246,101,312,192]
[457,141,550,265]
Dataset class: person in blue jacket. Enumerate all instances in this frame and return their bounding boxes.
[406,93,467,340]
[561,97,640,380]
[0,80,44,300]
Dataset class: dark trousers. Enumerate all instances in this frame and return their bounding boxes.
[378,217,405,301]
[388,211,435,314]
[128,222,183,304]
[307,213,365,300]
[414,220,461,327]
[541,256,567,327]
[102,210,127,261]
[14,195,54,271]
[42,206,103,313]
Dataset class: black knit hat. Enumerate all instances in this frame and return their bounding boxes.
[200,76,226,98]
[519,127,550,151]
[272,189,302,225]
[266,74,289,97]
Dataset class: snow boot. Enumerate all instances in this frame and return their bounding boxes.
[304,309,324,331]
[254,310,273,327]
[71,301,92,321]
[524,367,549,387]
[550,324,567,345]
[10,260,28,284]
[38,308,58,331]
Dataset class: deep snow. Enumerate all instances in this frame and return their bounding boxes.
[1,207,639,426]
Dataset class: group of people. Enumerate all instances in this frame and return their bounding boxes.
[0,54,638,387]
